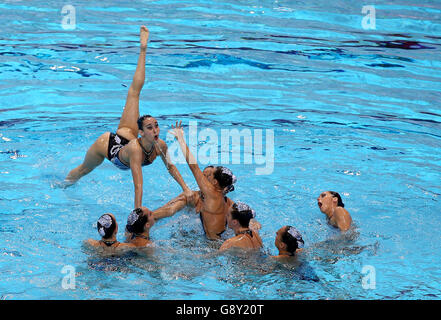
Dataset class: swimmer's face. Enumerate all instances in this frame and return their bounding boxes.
[140,117,159,142]
[203,167,216,185]
[317,191,337,213]
[275,226,287,250]
[146,210,155,229]
[141,207,155,230]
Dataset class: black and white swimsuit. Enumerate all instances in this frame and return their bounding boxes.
[107,133,154,170]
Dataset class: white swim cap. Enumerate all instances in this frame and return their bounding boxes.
[97,214,113,237]
[234,201,256,219]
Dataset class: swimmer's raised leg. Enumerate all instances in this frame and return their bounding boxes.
[64,26,149,184]
[116,25,149,141]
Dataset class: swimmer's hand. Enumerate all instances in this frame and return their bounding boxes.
[169,121,184,141]
[183,189,195,205]
[249,219,262,232]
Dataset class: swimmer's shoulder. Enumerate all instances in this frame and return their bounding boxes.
[156,138,168,152]
[253,231,263,248]
[220,233,260,251]
[126,238,153,248]
[116,242,136,249]
[219,236,238,251]
[84,239,100,247]
[334,206,352,231]
[150,139,169,159]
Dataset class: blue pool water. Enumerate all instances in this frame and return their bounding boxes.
[1,0,441,299]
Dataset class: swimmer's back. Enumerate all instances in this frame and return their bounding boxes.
[220,230,263,252]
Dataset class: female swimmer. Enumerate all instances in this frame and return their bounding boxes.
[317,191,352,231]
[272,225,304,260]
[65,26,191,209]
[124,207,155,247]
[85,213,136,253]
[219,201,263,251]
[152,165,237,240]
[150,121,240,240]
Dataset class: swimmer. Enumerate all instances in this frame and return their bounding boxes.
[152,165,236,240]
[85,213,136,253]
[153,121,238,240]
[317,191,352,231]
[124,207,155,247]
[272,226,304,260]
[65,26,191,209]
[219,201,263,251]
[153,163,262,237]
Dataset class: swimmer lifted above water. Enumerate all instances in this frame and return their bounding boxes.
[317,191,352,231]
[65,26,191,208]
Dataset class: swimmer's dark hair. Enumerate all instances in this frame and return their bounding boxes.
[282,226,301,255]
[97,214,116,239]
[126,211,148,234]
[137,114,154,130]
[329,191,344,207]
[205,165,235,194]
[231,203,254,228]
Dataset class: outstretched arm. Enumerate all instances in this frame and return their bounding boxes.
[129,144,144,209]
[169,121,215,197]
[158,140,191,195]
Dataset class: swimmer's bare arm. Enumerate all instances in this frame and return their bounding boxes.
[170,121,215,197]
[249,219,262,231]
[334,207,352,231]
[158,139,191,195]
[129,143,144,209]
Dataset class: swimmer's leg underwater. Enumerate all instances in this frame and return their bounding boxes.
[65,26,149,184]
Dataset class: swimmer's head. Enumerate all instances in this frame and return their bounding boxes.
[227,201,255,229]
[275,226,304,255]
[203,166,237,195]
[97,213,117,239]
[317,191,344,213]
[202,166,216,185]
[125,207,155,234]
[138,115,159,142]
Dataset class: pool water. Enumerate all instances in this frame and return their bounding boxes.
[1,0,441,299]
